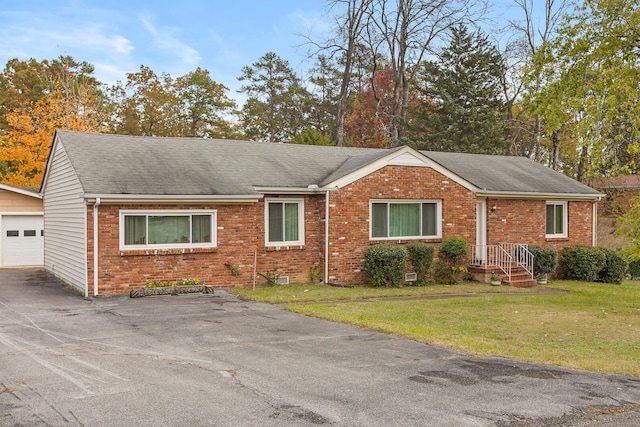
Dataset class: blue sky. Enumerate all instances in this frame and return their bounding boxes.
[0,0,329,95]
[0,0,540,101]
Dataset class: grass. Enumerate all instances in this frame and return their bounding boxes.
[230,280,640,377]
[231,281,539,303]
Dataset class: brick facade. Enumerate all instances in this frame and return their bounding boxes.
[86,164,597,295]
[327,165,477,284]
[486,199,594,251]
[87,198,325,296]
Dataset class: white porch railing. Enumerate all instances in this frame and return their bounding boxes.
[469,243,534,281]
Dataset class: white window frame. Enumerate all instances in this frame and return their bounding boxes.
[369,199,442,240]
[119,209,217,251]
[265,198,305,247]
[545,201,568,238]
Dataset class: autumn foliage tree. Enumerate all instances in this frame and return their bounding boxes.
[344,67,396,148]
[0,56,108,189]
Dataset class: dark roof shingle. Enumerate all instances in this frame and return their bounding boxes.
[53,131,601,198]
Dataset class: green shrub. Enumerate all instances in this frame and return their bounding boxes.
[363,243,408,287]
[629,260,640,279]
[528,245,558,276]
[559,245,606,282]
[406,242,434,285]
[258,267,281,286]
[435,237,468,284]
[433,260,468,285]
[597,248,627,284]
[438,237,469,266]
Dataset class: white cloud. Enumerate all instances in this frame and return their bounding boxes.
[139,12,201,67]
[289,7,331,36]
[93,62,132,86]
[51,25,135,56]
[0,9,135,86]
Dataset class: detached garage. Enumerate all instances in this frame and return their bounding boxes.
[0,184,44,268]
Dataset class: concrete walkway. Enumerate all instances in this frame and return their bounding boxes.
[1,269,639,426]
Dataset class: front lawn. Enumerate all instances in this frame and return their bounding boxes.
[230,281,640,377]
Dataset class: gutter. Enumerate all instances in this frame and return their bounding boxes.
[82,194,262,204]
[253,186,339,194]
[325,190,330,284]
[93,197,100,297]
[593,202,598,246]
[475,190,604,201]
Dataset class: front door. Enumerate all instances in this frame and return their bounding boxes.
[475,200,487,264]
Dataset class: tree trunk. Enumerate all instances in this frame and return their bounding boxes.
[551,129,560,170]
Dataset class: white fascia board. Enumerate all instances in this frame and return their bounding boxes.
[82,194,262,204]
[254,186,339,194]
[325,146,479,192]
[0,183,43,199]
[476,190,604,201]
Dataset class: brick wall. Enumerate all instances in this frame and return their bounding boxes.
[327,165,477,285]
[486,198,595,251]
[86,166,597,295]
[87,197,324,296]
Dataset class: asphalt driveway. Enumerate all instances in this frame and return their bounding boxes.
[1,269,639,427]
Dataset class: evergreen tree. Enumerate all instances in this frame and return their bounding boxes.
[175,67,238,139]
[306,55,342,141]
[408,25,507,154]
[237,52,310,142]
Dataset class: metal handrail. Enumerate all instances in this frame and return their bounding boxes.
[499,243,534,279]
[469,243,534,281]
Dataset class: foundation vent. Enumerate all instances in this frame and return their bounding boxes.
[405,272,417,282]
[276,276,290,285]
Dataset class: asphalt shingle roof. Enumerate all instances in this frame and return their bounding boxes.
[423,151,601,195]
[52,131,601,197]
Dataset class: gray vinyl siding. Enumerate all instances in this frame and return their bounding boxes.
[43,141,87,294]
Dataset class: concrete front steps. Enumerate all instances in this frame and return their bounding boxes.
[468,264,537,288]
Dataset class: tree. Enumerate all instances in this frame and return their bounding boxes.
[290,127,332,145]
[111,65,241,139]
[0,58,48,132]
[306,55,342,141]
[365,0,484,146]
[615,196,640,263]
[526,0,640,180]
[238,52,310,142]
[506,0,570,167]
[408,26,507,154]
[344,66,396,147]
[0,58,108,189]
[318,0,372,146]
[111,65,181,136]
[175,68,238,139]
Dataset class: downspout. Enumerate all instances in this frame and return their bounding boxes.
[93,198,100,297]
[325,190,330,284]
[592,201,597,246]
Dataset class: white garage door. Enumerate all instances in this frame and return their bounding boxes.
[1,215,44,267]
